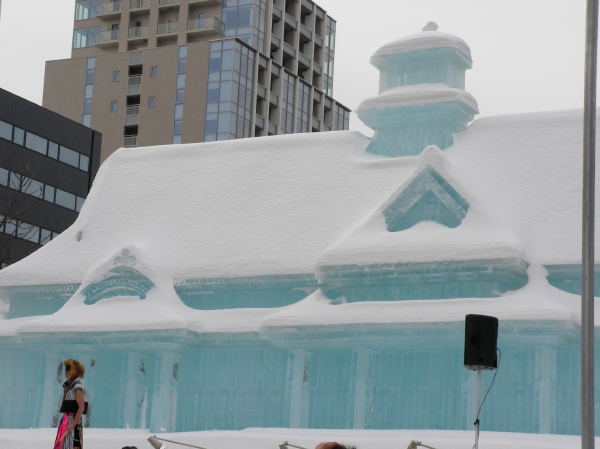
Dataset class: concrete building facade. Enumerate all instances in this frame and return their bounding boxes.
[0,88,101,267]
[44,0,351,162]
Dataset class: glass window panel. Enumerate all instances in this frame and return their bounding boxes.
[217,133,229,141]
[205,113,218,133]
[176,74,186,89]
[204,134,216,142]
[55,189,77,210]
[174,104,184,119]
[87,57,96,69]
[59,146,80,168]
[86,70,94,84]
[148,96,156,108]
[87,27,100,46]
[48,142,59,159]
[84,99,92,113]
[18,222,40,243]
[231,82,239,105]
[84,84,94,99]
[25,133,48,155]
[222,9,237,28]
[5,219,16,236]
[8,172,21,190]
[223,39,234,50]
[172,135,182,144]
[237,6,252,27]
[209,55,221,72]
[44,185,55,202]
[178,45,188,58]
[0,120,12,140]
[79,155,90,171]
[76,197,85,212]
[217,112,230,133]
[219,102,230,112]
[82,114,91,127]
[210,41,222,51]
[219,81,231,101]
[73,29,88,48]
[111,101,118,112]
[208,72,220,81]
[150,66,158,77]
[175,90,184,104]
[207,84,219,102]
[75,1,90,20]
[25,179,43,198]
[113,71,120,82]
[52,232,60,239]
[40,228,52,245]
[173,120,182,134]
[13,127,24,145]
[206,103,218,113]
[0,168,8,186]
[239,0,252,4]
[222,50,233,70]
[178,59,187,73]
[221,70,232,81]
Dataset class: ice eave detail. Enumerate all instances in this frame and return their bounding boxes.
[357,84,479,114]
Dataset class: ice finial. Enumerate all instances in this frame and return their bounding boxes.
[422,22,438,31]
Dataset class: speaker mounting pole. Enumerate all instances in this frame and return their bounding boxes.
[474,368,481,449]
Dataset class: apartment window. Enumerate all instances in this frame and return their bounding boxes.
[178,45,188,58]
[25,133,48,155]
[176,74,186,89]
[44,185,56,203]
[84,100,92,113]
[173,120,182,135]
[113,71,120,82]
[84,84,94,99]
[59,146,80,168]
[75,0,102,20]
[73,27,101,48]
[13,127,25,146]
[86,70,95,84]
[111,101,118,112]
[87,57,96,70]
[82,113,91,129]
[175,90,184,104]
[172,135,182,144]
[150,66,158,78]
[148,97,156,108]
[178,59,187,74]
[0,120,12,140]
[48,142,59,159]
[55,189,77,210]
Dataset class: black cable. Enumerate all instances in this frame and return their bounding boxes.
[476,348,502,421]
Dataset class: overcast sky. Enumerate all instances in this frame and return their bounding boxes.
[0,0,588,136]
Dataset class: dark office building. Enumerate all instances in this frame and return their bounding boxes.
[0,88,101,267]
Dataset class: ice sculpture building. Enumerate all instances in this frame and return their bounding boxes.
[0,24,597,436]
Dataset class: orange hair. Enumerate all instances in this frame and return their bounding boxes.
[64,359,85,381]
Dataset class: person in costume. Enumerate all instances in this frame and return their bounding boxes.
[54,359,87,449]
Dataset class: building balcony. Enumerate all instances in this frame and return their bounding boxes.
[270,34,281,50]
[268,121,277,135]
[299,23,312,41]
[255,114,265,129]
[187,17,223,36]
[124,136,137,147]
[282,41,296,58]
[272,4,282,21]
[96,1,122,19]
[188,0,221,5]
[128,26,149,39]
[158,0,179,6]
[127,76,142,95]
[269,92,279,107]
[95,30,120,47]
[157,22,179,34]
[130,0,150,11]
[125,106,139,125]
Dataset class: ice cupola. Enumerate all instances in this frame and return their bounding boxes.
[357,22,479,157]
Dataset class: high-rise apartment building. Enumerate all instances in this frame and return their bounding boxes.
[43,0,351,162]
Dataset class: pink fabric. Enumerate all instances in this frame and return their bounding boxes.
[53,413,71,449]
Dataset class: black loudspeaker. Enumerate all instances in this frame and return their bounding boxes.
[464,314,498,370]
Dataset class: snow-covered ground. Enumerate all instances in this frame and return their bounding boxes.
[0,428,591,449]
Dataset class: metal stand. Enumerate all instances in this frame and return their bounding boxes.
[474,369,481,449]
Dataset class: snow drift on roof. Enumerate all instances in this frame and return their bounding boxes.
[371,31,472,62]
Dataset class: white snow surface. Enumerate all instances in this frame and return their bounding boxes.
[0,427,593,449]
[356,83,479,113]
[0,108,599,335]
[370,30,472,63]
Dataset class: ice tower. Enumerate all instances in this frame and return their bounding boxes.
[358,22,479,157]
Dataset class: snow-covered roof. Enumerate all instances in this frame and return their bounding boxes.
[356,83,479,113]
[0,108,595,288]
[370,31,472,65]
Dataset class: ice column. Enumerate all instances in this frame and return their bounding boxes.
[534,345,557,433]
[38,354,62,428]
[286,349,311,428]
[350,348,373,429]
[121,354,148,429]
[150,352,179,432]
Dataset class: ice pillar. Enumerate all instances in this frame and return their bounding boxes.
[38,354,62,428]
[121,354,148,429]
[535,345,557,433]
[150,352,179,432]
[286,349,311,428]
[350,348,373,429]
